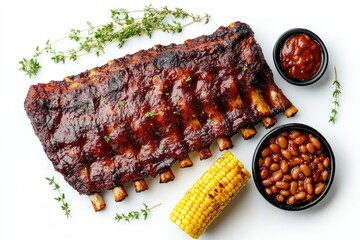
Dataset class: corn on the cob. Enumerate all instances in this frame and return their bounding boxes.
[169,151,251,238]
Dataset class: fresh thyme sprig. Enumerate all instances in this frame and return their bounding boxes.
[19,5,210,77]
[45,176,71,218]
[115,203,161,222]
[329,67,341,124]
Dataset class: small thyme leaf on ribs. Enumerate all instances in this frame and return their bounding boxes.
[45,176,71,218]
[19,5,210,77]
[329,67,341,124]
[114,203,161,222]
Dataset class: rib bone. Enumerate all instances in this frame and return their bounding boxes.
[89,193,106,212]
[112,186,128,202]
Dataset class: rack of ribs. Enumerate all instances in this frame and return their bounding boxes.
[24,21,297,211]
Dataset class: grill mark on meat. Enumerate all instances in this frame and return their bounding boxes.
[24,21,296,195]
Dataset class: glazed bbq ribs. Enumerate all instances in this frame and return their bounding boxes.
[24,21,297,211]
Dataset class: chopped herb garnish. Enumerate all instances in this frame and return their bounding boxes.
[165,92,170,96]
[186,76,192,82]
[104,135,111,143]
[242,66,248,72]
[173,111,179,115]
[119,101,125,107]
[206,119,212,123]
[160,145,166,151]
[145,111,154,118]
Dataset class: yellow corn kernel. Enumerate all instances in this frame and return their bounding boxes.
[169,151,251,238]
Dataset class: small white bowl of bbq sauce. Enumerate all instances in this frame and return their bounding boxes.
[273,28,328,86]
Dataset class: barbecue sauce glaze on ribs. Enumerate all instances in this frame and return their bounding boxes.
[25,22,296,195]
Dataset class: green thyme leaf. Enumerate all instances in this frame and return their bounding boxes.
[104,135,111,143]
[145,111,154,118]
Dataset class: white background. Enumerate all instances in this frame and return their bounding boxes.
[1,0,359,239]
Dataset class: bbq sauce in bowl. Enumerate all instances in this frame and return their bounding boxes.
[273,29,328,86]
[280,34,322,80]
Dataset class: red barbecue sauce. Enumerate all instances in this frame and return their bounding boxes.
[280,34,322,80]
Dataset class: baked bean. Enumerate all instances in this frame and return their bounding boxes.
[281,149,292,160]
[293,157,303,166]
[270,185,279,194]
[306,194,314,201]
[265,188,272,195]
[319,154,326,162]
[270,163,280,172]
[264,156,272,167]
[310,136,322,149]
[258,129,331,206]
[287,196,296,205]
[295,191,306,200]
[323,158,330,168]
[272,154,282,163]
[258,158,264,167]
[306,182,313,195]
[276,194,285,202]
[277,136,288,149]
[279,131,289,137]
[290,181,298,195]
[270,143,281,154]
[261,148,271,157]
[275,181,290,190]
[290,130,301,139]
[294,135,308,145]
[280,161,289,173]
[260,168,270,180]
[305,178,313,194]
[314,183,325,195]
[300,164,312,177]
[283,174,292,182]
[262,178,273,187]
[301,154,310,163]
[317,163,325,171]
[321,170,329,181]
[291,166,301,179]
[299,144,307,153]
[306,143,316,154]
[272,171,283,182]
[280,190,290,197]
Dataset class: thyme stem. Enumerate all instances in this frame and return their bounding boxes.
[329,67,341,124]
[19,5,210,78]
[45,176,71,218]
[114,203,161,222]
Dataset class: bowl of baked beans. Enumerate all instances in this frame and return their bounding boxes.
[273,28,328,86]
[252,123,335,210]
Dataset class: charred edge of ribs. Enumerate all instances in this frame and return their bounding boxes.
[24,21,296,196]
